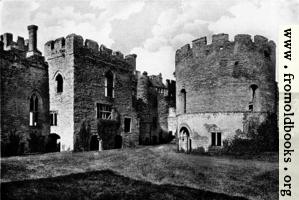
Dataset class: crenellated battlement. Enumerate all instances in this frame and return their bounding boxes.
[176,33,275,64]
[44,34,137,70]
[0,33,28,52]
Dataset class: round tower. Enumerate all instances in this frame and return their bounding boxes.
[175,33,277,152]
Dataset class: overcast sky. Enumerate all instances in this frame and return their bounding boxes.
[1,0,299,80]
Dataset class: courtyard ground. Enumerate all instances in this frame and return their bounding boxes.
[1,144,278,200]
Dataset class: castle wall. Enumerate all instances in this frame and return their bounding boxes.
[176,34,276,115]
[1,49,49,155]
[175,34,277,152]
[73,49,139,150]
[177,112,243,151]
[45,34,139,151]
[177,112,268,152]
[136,72,174,144]
[46,37,75,151]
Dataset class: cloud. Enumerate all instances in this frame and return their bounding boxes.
[131,46,175,80]
[109,0,181,54]
[209,0,299,42]
[90,0,145,21]
[1,0,298,81]
[0,0,39,35]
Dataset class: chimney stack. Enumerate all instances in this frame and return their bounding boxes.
[26,25,41,57]
[3,33,13,50]
[0,41,3,51]
[28,25,38,51]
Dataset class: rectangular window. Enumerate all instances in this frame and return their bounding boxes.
[97,103,112,119]
[211,132,216,146]
[211,132,222,146]
[217,132,221,146]
[249,104,253,111]
[124,118,131,133]
[50,111,58,126]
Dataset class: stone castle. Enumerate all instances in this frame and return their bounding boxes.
[0,25,175,156]
[0,25,277,156]
[175,33,277,152]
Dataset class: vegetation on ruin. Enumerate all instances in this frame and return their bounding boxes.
[222,113,279,155]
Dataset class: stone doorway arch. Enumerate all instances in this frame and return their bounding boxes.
[179,126,192,153]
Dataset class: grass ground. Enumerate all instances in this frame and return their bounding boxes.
[1,144,278,200]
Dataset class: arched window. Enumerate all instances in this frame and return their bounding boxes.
[105,71,114,98]
[29,94,38,126]
[180,89,186,113]
[55,74,63,93]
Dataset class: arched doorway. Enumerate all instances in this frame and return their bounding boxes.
[114,135,122,149]
[179,127,191,153]
[90,135,99,151]
[46,133,60,152]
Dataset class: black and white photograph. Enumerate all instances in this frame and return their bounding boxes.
[1,0,299,199]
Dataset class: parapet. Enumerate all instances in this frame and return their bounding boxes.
[212,33,229,45]
[176,33,275,64]
[100,45,112,56]
[192,37,207,49]
[175,44,191,63]
[44,34,137,70]
[44,34,83,57]
[0,33,28,51]
[85,39,98,51]
[125,54,137,71]
[234,34,252,44]
[254,35,268,44]
[112,51,124,60]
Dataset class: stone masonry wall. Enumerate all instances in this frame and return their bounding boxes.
[136,72,174,144]
[175,34,277,152]
[176,34,276,115]
[45,34,139,151]
[1,48,49,155]
[177,112,269,151]
[45,35,76,151]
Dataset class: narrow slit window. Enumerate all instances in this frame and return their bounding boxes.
[211,132,216,146]
[105,71,114,98]
[50,111,58,126]
[29,94,38,126]
[181,89,186,113]
[217,132,222,146]
[124,118,131,133]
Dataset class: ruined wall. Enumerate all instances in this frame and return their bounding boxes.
[175,34,277,152]
[136,72,158,144]
[136,72,175,144]
[45,35,139,151]
[1,47,49,155]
